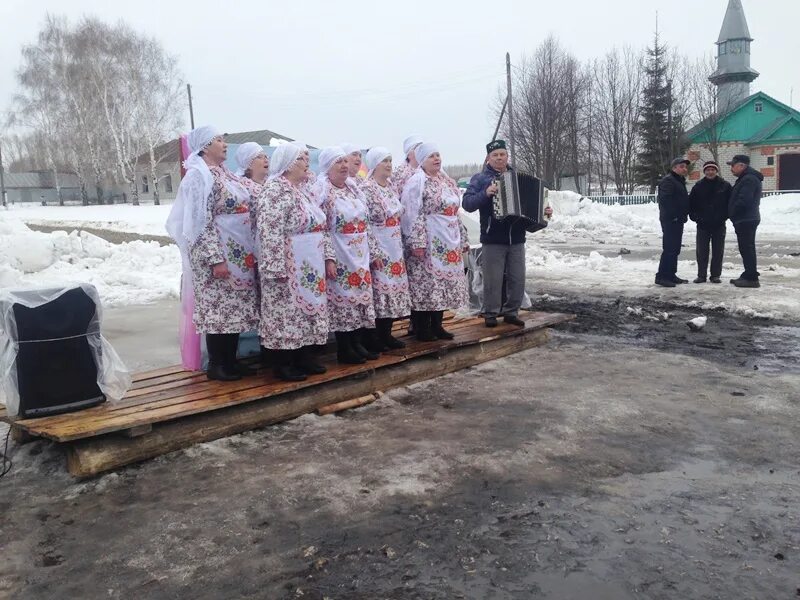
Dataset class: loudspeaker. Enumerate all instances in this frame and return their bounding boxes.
[8,286,106,418]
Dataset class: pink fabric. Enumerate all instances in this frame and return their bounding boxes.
[178,134,202,371]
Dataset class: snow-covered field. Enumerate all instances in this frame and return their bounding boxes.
[1,193,799,317]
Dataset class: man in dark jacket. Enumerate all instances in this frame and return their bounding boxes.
[727,155,763,288]
[463,140,550,327]
[689,160,732,283]
[655,157,691,287]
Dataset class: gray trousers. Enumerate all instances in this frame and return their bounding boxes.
[481,243,526,318]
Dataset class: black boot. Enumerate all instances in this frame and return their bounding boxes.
[352,329,379,360]
[273,349,307,382]
[431,311,454,340]
[408,310,419,336]
[260,345,274,367]
[361,327,386,353]
[336,331,366,364]
[206,334,241,381]
[377,318,405,349]
[227,333,257,376]
[294,345,327,375]
[415,311,436,342]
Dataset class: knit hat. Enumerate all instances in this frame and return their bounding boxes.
[702,160,719,172]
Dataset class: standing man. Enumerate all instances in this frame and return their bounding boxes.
[655,158,691,288]
[462,140,527,328]
[727,154,763,288]
[689,160,731,283]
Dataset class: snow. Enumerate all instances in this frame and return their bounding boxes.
[0,218,179,307]
[528,192,800,320]
[1,192,798,317]
[2,202,173,236]
[687,316,708,331]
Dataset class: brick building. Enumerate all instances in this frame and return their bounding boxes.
[686,0,800,191]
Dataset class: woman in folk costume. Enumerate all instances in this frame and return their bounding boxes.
[392,134,424,195]
[257,143,336,381]
[340,143,364,187]
[291,141,316,196]
[401,142,469,341]
[314,146,386,364]
[361,147,411,349]
[166,126,259,381]
[235,142,269,200]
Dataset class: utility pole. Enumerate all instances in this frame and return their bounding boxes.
[187,84,195,129]
[505,53,516,170]
[0,140,7,208]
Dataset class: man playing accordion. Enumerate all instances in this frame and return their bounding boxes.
[463,139,547,328]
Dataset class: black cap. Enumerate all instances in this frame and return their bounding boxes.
[670,157,690,168]
[726,154,750,166]
[486,139,507,155]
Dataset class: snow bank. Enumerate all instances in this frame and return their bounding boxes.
[544,191,800,240]
[3,203,173,236]
[0,219,179,307]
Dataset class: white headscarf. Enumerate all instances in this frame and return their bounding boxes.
[365,146,392,178]
[268,143,302,181]
[414,142,439,167]
[340,143,361,155]
[165,125,221,253]
[311,146,348,205]
[188,126,219,156]
[403,135,424,156]
[234,142,265,177]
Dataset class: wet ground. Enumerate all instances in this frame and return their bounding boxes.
[1,286,799,599]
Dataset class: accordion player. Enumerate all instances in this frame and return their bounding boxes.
[492,171,549,233]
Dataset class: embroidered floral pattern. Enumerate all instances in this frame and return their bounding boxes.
[300,260,327,296]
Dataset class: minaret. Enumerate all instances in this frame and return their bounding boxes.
[709,0,759,112]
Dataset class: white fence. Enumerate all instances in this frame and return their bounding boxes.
[588,189,800,205]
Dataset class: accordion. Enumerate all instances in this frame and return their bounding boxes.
[492,170,548,233]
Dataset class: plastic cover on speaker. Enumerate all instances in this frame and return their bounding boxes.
[0,283,132,418]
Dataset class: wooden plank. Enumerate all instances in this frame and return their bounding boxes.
[317,392,381,415]
[65,328,549,478]
[5,313,573,442]
[21,355,408,442]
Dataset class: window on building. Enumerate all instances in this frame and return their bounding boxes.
[754,101,763,113]
[164,175,173,193]
[745,40,751,54]
[767,156,774,166]
[719,42,727,56]
[141,175,149,194]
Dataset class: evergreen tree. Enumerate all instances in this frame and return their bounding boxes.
[636,29,674,193]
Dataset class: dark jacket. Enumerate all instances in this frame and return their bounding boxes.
[462,164,527,245]
[728,166,763,224]
[657,171,690,224]
[689,176,732,229]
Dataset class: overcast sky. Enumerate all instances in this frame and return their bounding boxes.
[1,0,798,164]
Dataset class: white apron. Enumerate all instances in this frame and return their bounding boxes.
[288,218,328,318]
[372,219,407,294]
[424,192,464,281]
[328,194,373,307]
[215,179,257,291]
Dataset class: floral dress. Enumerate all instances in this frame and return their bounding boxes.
[404,174,469,312]
[189,165,259,333]
[361,178,412,319]
[392,162,416,196]
[257,177,335,350]
[321,182,385,332]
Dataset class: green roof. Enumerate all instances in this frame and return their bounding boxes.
[689,91,800,146]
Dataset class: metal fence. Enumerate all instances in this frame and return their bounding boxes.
[587,194,657,206]
[763,190,800,198]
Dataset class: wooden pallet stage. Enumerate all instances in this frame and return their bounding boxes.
[0,311,573,478]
